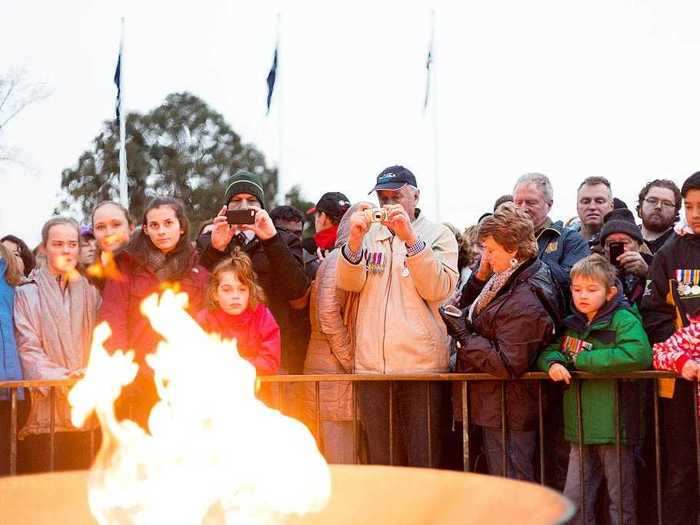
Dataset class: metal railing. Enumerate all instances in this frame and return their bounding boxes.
[1,371,698,525]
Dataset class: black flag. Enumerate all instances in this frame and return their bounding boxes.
[423,40,432,111]
[266,46,278,115]
[114,51,121,121]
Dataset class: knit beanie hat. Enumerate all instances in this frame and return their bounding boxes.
[224,170,266,209]
[600,208,643,245]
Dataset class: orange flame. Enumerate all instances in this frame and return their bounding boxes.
[69,290,331,524]
[86,251,123,282]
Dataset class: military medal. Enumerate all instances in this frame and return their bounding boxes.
[561,336,592,360]
[676,269,700,297]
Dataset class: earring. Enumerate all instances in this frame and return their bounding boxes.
[510,257,518,269]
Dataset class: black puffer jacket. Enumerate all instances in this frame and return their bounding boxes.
[457,257,562,430]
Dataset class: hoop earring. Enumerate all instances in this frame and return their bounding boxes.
[510,257,518,269]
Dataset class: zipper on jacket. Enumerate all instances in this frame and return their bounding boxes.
[380,237,394,374]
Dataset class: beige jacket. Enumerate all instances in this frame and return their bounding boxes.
[303,204,361,422]
[14,267,100,437]
[303,249,355,421]
[336,213,458,374]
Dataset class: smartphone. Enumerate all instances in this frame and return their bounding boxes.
[608,241,625,268]
[226,209,257,225]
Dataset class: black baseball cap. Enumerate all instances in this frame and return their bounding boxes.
[368,165,418,194]
[307,192,351,220]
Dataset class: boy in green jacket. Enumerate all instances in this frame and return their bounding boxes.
[537,254,652,525]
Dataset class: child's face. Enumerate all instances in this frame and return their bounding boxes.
[571,275,616,321]
[216,271,250,316]
[684,189,700,235]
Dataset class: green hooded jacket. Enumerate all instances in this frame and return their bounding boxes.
[537,288,652,445]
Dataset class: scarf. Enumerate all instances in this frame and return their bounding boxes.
[315,224,339,251]
[469,263,520,321]
[126,230,193,282]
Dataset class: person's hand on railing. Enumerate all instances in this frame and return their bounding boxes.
[681,360,700,381]
[547,363,572,385]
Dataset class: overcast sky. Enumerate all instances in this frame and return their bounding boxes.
[2,0,700,246]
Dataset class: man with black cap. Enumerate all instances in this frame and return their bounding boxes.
[304,191,351,252]
[298,192,352,279]
[336,165,458,468]
[198,170,310,374]
[599,207,649,306]
[307,192,351,255]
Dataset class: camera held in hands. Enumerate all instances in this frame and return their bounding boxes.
[608,241,625,269]
[226,209,257,225]
[364,208,388,223]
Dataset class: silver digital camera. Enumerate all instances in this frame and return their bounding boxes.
[365,208,388,223]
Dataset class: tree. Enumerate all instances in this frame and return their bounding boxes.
[59,92,278,229]
[0,68,50,163]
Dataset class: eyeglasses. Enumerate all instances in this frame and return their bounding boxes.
[643,197,675,209]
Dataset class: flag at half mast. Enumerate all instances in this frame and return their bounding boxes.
[114,51,121,121]
[266,45,278,115]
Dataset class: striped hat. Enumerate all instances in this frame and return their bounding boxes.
[224,170,266,209]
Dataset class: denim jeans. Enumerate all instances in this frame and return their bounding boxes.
[564,444,636,525]
[481,427,537,481]
[357,381,442,467]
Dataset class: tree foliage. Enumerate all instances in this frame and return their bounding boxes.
[59,92,278,229]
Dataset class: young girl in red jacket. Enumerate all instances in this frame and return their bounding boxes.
[196,253,281,375]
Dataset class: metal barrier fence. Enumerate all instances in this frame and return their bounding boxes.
[1,371,698,524]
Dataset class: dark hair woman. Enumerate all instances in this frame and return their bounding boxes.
[1,234,36,278]
[98,197,208,429]
[441,203,563,482]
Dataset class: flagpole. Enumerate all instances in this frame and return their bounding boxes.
[118,17,128,209]
[429,10,440,221]
[275,13,284,204]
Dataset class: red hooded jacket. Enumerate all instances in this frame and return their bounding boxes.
[196,304,281,375]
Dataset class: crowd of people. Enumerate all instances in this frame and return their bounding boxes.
[0,166,699,524]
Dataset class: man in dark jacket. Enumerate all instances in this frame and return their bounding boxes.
[269,205,318,282]
[641,171,700,525]
[599,208,650,307]
[513,172,589,490]
[198,170,310,374]
[513,173,590,293]
[576,176,615,250]
[636,179,681,254]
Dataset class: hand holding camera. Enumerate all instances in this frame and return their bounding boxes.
[347,203,374,253]
[364,208,388,223]
[439,304,473,348]
[226,209,257,225]
[382,204,417,244]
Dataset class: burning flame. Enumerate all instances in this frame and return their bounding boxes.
[86,251,123,281]
[69,289,331,525]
